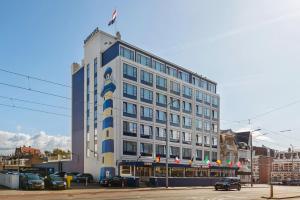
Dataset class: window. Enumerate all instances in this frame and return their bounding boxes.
[169,130,180,143]
[196,149,203,161]
[196,119,202,130]
[156,110,167,123]
[201,79,208,90]
[212,96,219,107]
[204,121,211,132]
[155,127,166,140]
[212,137,218,148]
[140,70,153,86]
[123,63,137,81]
[140,88,153,103]
[123,102,137,118]
[169,146,180,158]
[212,152,218,162]
[196,105,203,116]
[212,123,218,133]
[156,75,167,91]
[153,60,166,73]
[182,85,192,99]
[86,64,90,80]
[196,90,203,102]
[204,107,211,119]
[123,121,137,137]
[204,135,210,147]
[140,143,153,156]
[120,46,134,61]
[208,82,216,93]
[140,106,153,121]
[169,67,177,78]
[94,58,97,77]
[196,134,202,145]
[182,101,192,113]
[156,93,167,107]
[182,132,192,144]
[136,53,151,67]
[212,110,218,120]
[181,71,190,83]
[182,116,192,129]
[140,125,153,139]
[203,93,211,105]
[170,81,180,94]
[123,140,137,155]
[204,151,210,161]
[182,148,192,160]
[170,97,180,110]
[170,113,180,126]
[123,82,137,99]
[156,144,166,157]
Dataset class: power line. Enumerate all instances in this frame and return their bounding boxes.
[0,82,71,100]
[0,103,70,118]
[0,95,70,110]
[0,67,71,88]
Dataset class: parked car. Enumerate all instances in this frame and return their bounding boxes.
[53,171,67,178]
[75,173,93,183]
[287,179,300,186]
[44,174,66,190]
[100,176,127,187]
[67,172,80,182]
[19,173,45,190]
[215,177,241,191]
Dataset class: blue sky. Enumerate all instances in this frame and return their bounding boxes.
[0,0,300,151]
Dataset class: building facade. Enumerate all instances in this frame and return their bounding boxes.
[272,149,300,182]
[71,28,221,181]
[220,130,238,165]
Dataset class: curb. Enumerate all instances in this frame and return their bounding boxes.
[261,196,300,200]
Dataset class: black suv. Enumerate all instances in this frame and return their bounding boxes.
[215,177,241,191]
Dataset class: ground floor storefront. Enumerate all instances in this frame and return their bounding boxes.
[118,161,238,186]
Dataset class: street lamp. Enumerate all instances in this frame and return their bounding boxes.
[290,144,294,181]
[250,128,261,187]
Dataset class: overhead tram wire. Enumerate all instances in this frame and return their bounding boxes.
[0,67,71,88]
[0,95,70,110]
[0,82,71,100]
[0,103,70,118]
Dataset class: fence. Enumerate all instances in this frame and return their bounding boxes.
[0,173,19,189]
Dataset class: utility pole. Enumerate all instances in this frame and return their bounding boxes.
[290,144,294,181]
[165,100,169,189]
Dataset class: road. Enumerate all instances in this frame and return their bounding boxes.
[0,185,300,200]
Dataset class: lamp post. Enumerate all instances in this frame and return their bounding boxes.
[250,128,261,187]
[290,144,294,181]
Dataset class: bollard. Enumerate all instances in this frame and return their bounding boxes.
[85,177,88,187]
[270,185,273,198]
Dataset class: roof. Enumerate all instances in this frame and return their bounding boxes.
[234,132,250,145]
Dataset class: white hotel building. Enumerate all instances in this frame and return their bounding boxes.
[71,28,222,183]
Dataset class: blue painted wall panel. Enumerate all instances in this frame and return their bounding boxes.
[102,116,113,129]
[102,42,119,66]
[102,139,114,153]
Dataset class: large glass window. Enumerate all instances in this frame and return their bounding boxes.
[140,124,153,139]
[120,46,134,61]
[170,113,180,126]
[140,106,153,121]
[204,121,211,132]
[181,71,190,83]
[123,140,137,155]
[156,93,167,107]
[170,97,180,110]
[212,110,218,120]
[136,53,151,67]
[140,70,153,86]
[182,85,192,99]
[140,88,153,103]
[196,149,203,161]
[182,116,192,129]
[123,121,137,137]
[196,105,203,116]
[196,90,203,102]
[170,81,180,94]
[155,127,166,140]
[123,63,137,81]
[182,148,192,160]
[169,146,180,158]
[140,143,153,156]
[212,96,219,107]
[204,107,211,119]
[204,135,210,147]
[212,151,218,162]
[168,67,177,78]
[182,101,192,113]
[123,102,137,118]
[153,60,166,73]
[123,82,137,99]
[212,123,218,133]
[156,144,166,157]
[212,137,218,148]
[204,151,210,161]
[182,132,192,144]
[169,130,180,143]
[196,134,202,145]
[156,75,167,90]
[203,93,211,105]
[156,110,166,123]
[196,119,202,130]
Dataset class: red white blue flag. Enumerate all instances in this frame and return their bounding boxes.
[108,9,117,26]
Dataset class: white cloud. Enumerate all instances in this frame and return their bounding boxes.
[0,130,70,155]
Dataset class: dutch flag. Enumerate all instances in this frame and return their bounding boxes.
[108,9,117,26]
